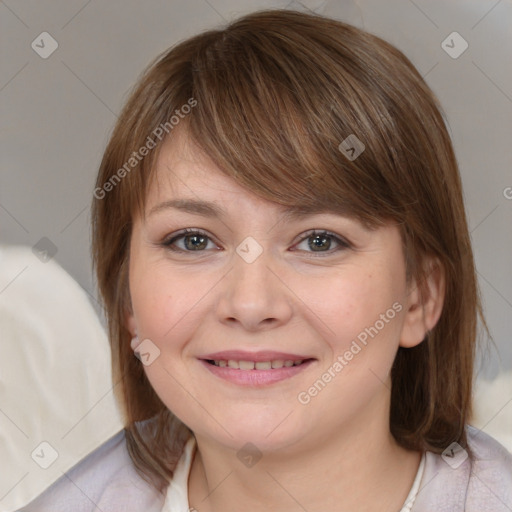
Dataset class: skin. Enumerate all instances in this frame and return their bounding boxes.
[126,129,445,512]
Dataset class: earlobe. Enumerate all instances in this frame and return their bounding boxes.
[125,311,138,338]
[400,259,445,348]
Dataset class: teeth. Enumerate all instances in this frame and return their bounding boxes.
[210,359,305,370]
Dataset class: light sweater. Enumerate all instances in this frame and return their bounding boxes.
[21,425,512,511]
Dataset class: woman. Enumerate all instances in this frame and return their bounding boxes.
[23,9,512,512]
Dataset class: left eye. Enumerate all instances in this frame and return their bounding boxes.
[293,231,349,253]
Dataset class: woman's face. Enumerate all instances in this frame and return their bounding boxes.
[127,131,421,453]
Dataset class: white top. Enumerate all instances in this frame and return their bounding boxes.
[400,452,426,511]
[162,436,196,511]
[21,425,512,512]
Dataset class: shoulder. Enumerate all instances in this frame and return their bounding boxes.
[465,426,512,508]
[413,426,512,512]
[20,430,166,512]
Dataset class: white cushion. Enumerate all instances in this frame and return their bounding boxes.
[0,245,123,511]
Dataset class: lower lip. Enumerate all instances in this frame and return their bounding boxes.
[199,360,314,386]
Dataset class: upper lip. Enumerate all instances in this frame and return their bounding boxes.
[199,350,314,362]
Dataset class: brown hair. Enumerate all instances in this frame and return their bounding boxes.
[91,9,486,493]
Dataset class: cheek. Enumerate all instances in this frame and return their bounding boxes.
[301,268,398,346]
[310,273,406,399]
[130,261,209,342]
[130,265,210,418]
[306,272,404,402]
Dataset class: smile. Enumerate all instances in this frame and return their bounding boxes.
[206,359,305,370]
[200,358,315,386]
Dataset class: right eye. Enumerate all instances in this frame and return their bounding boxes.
[162,229,221,253]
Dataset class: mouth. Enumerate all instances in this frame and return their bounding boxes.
[204,358,311,370]
[199,354,316,386]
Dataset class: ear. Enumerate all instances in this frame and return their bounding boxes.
[400,257,445,348]
[125,310,137,338]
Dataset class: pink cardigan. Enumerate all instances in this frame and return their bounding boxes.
[21,425,512,511]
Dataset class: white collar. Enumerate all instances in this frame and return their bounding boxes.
[162,436,197,511]
[399,452,426,511]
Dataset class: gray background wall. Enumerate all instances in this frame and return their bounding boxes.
[1,0,511,379]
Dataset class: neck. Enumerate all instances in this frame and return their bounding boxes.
[187,389,421,512]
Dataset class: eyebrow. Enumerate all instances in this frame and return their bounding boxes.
[148,199,224,218]
[147,198,354,222]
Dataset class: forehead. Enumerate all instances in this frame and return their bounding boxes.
[145,132,322,234]
[146,129,370,224]
[148,130,258,206]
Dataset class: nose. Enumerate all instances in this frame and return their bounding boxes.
[215,248,294,332]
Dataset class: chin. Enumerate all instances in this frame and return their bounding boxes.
[192,411,309,454]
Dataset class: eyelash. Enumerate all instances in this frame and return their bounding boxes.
[162,228,351,256]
